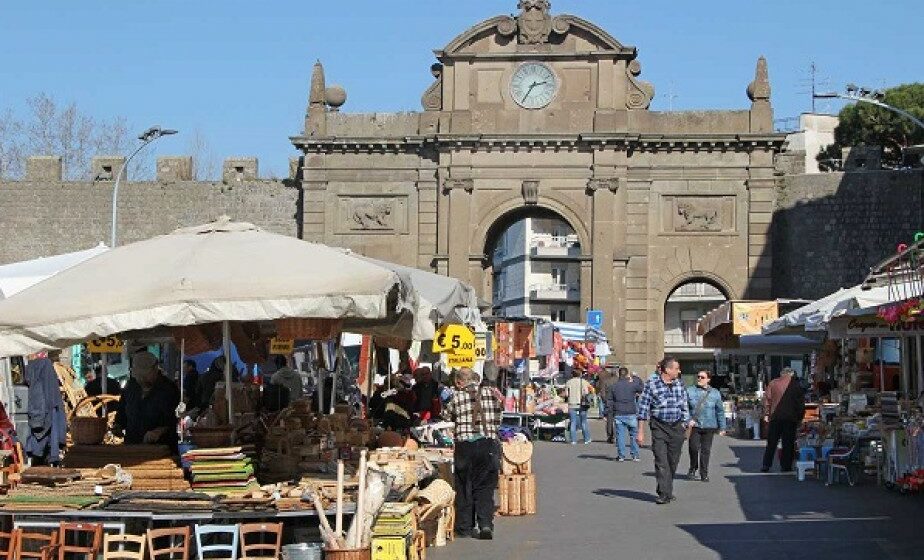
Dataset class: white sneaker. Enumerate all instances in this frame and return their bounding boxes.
[583,440,591,444]
[570,441,577,445]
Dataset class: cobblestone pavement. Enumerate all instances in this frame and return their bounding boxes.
[431,419,924,560]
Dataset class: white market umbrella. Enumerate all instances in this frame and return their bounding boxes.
[0,218,406,357]
[0,243,109,299]
[350,254,482,340]
[763,280,918,335]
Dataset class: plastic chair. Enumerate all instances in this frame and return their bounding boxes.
[103,534,146,560]
[826,445,858,486]
[194,525,239,560]
[798,447,817,462]
[238,523,282,560]
[16,530,58,560]
[147,527,191,560]
[0,529,20,560]
[56,523,103,560]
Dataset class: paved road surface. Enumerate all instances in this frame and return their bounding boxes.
[431,419,923,560]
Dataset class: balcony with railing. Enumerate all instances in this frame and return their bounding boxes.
[529,234,581,258]
[529,283,580,301]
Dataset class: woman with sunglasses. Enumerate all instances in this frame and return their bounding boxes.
[685,370,726,482]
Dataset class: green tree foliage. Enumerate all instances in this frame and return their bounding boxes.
[817,83,924,170]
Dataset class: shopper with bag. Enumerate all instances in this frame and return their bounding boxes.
[566,368,593,444]
[637,357,692,504]
[685,370,726,482]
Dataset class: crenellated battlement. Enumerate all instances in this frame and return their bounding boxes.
[11,155,302,183]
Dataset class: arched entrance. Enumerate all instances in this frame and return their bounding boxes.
[484,208,584,322]
[663,279,729,384]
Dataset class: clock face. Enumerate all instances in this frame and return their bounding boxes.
[510,62,558,109]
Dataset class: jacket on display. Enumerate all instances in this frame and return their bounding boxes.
[24,358,67,463]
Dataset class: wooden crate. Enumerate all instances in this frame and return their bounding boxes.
[497,473,536,516]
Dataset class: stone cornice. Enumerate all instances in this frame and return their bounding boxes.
[441,178,474,194]
[292,132,787,154]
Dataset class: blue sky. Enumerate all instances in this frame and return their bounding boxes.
[1,0,920,177]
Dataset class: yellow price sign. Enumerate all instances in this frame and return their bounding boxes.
[269,338,294,355]
[432,324,475,355]
[87,336,124,354]
[446,353,475,369]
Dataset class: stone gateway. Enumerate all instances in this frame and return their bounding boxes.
[291,1,786,371]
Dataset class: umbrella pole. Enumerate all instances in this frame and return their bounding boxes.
[222,321,234,425]
[179,338,185,407]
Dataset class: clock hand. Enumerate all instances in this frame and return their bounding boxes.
[522,81,539,103]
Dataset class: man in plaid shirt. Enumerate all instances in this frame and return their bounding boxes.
[443,367,502,540]
[637,356,692,504]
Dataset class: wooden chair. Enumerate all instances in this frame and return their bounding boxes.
[103,534,146,560]
[15,529,58,560]
[0,529,20,560]
[238,523,282,560]
[147,527,191,560]
[194,525,239,560]
[56,523,103,560]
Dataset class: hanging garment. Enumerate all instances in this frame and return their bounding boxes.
[24,358,67,463]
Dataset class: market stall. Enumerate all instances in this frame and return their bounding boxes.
[0,217,487,557]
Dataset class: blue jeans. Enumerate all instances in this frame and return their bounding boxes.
[569,408,590,443]
[614,415,640,459]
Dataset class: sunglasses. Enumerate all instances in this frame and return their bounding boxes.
[696,376,708,380]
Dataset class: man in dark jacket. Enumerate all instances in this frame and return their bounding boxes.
[115,352,180,451]
[597,367,619,443]
[608,366,644,461]
[761,367,805,472]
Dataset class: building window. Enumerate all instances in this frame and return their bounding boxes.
[551,267,566,285]
[551,308,566,321]
[681,319,699,344]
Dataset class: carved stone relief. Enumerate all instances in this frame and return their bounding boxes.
[522,180,539,205]
[337,195,408,234]
[626,60,655,110]
[495,0,571,45]
[421,63,443,111]
[661,195,736,234]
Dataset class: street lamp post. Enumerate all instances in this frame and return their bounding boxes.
[814,86,924,132]
[110,126,178,248]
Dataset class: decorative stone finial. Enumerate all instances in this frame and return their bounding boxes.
[309,60,326,109]
[306,60,328,136]
[747,56,771,102]
[325,85,347,111]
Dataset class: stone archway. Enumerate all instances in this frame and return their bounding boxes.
[661,275,731,382]
[480,205,589,323]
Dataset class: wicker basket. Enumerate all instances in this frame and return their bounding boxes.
[70,416,108,445]
[324,548,370,560]
[189,427,234,448]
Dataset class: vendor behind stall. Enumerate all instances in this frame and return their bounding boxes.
[115,351,180,450]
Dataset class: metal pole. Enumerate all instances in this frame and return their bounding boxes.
[111,139,154,248]
[222,321,234,425]
[179,338,186,405]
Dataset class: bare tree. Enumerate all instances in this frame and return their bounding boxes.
[0,109,25,179]
[186,128,219,180]
[1,93,153,180]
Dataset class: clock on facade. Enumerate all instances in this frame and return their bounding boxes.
[510,62,558,109]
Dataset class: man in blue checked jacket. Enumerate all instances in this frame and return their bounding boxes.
[636,356,692,504]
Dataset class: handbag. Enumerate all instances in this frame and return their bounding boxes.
[581,382,594,410]
[685,389,711,440]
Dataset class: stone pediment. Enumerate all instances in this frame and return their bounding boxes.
[438,4,635,58]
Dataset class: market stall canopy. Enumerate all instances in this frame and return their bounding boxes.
[698,300,808,348]
[0,218,407,357]
[552,322,607,343]
[762,281,917,335]
[350,254,482,341]
[0,243,108,299]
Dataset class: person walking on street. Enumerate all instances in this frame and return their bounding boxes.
[598,367,619,443]
[566,368,593,444]
[637,357,692,504]
[443,367,503,540]
[761,368,805,473]
[609,366,644,461]
[686,370,726,482]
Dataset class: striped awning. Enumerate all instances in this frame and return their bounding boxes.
[552,322,607,342]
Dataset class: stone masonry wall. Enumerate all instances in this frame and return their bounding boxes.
[773,170,924,300]
[0,158,299,265]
